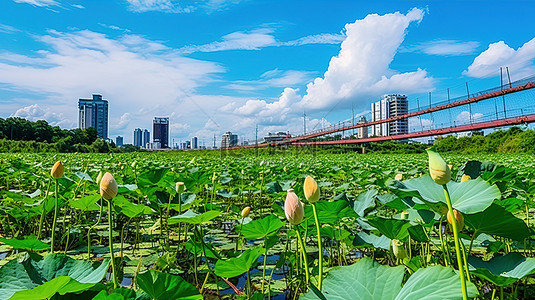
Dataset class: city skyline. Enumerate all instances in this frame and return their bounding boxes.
[1,1,535,144]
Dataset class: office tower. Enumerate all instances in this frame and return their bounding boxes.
[133,128,142,147]
[357,116,368,139]
[191,136,198,149]
[153,117,169,148]
[115,136,123,147]
[370,95,408,137]
[78,94,108,139]
[221,131,238,148]
[143,129,150,147]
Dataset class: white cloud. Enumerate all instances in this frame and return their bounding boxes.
[464,38,535,80]
[13,0,58,6]
[282,33,346,46]
[125,0,244,13]
[114,113,132,130]
[408,117,433,131]
[298,8,433,111]
[99,23,131,33]
[0,24,19,34]
[224,69,315,91]
[181,29,277,53]
[11,104,73,127]
[455,111,483,125]
[404,40,480,56]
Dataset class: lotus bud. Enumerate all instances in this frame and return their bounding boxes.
[176,182,185,193]
[400,211,409,220]
[100,172,118,200]
[283,166,287,173]
[51,161,64,179]
[241,206,251,218]
[303,176,320,203]
[392,239,407,260]
[394,173,403,181]
[284,189,304,225]
[447,209,464,231]
[426,147,451,185]
[461,174,471,182]
[448,164,453,171]
[96,171,103,185]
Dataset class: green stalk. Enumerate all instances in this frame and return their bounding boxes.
[311,202,323,290]
[51,179,58,253]
[261,242,268,293]
[37,179,52,239]
[295,225,309,285]
[107,199,119,288]
[87,198,104,259]
[443,184,467,300]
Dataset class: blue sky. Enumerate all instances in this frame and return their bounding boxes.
[1,0,534,145]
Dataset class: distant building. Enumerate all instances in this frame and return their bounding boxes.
[191,136,198,149]
[221,131,238,148]
[147,141,161,149]
[143,129,150,147]
[78,94,108,139]
[371,94,408,137]
[264,131,291,143]
[133,128,143,147]
[153,117,169,148]
[115,136,123,147]
[357,116,368,139]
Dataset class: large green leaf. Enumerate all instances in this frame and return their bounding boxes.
[136,270,202,300]
[395,265,479,299]
[214,248,263,278]
[395,175,500,214]
[353,189,377,217]
[0,254,109,300]
[304,200,357,225]
[168,210,220,225]
[367,217,411,241]
[114,196,153,218]
[353,232,391,250]
[10,276,97,300]
[240,214,284,239]
[0,236,49,251]
[69,194,101,211]
[301,257,404,299]
[138,168,169,188]
[464,203,531,241]
[301,258,478,299]
[468,253,535,286]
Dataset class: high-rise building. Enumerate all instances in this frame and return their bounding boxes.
[357,116,368,139]
[115,136,123,147]
[370,95,408,137]
[153,117,169,148]
[221,131,238,148]
[143,129,150,147]
[78,94,108,139]
[191,136,198,149]
[133,128,143,147]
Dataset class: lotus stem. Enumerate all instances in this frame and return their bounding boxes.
[107,199,119,288]
[37,179,52,239]
[443,184,467,300]
[87,198,103,259]
[51,179,58,253]
[311,202,323,290]
[295,225,310,285]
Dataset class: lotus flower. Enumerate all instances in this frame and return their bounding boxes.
[395,173,403,181]
[303,176,320,203]
[100,172,118,200]
[426,147,451,185]
[241,206,251,218]
[50,161,64,179]
[284,189,304,225]
[176,182,185,193]
[447,209,464,231]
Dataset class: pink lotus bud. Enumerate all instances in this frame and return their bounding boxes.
[284,189,304,225]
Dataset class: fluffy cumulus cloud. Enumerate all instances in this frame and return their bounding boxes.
[464,38,535,80]
[298,8,433,111]
[455,111,483,125]
[11,104,73,127]
[408,117,433,131]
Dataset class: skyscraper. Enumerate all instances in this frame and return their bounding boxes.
[78,94,108,139]
[153,117,169,148]
[221,132,238,148]
[143,129,150,147]
[191,136,198,149]
[115,136,123,147]
[370,95,408,137]
[133,128,143,147]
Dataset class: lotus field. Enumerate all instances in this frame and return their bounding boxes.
[2,150,535,299]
